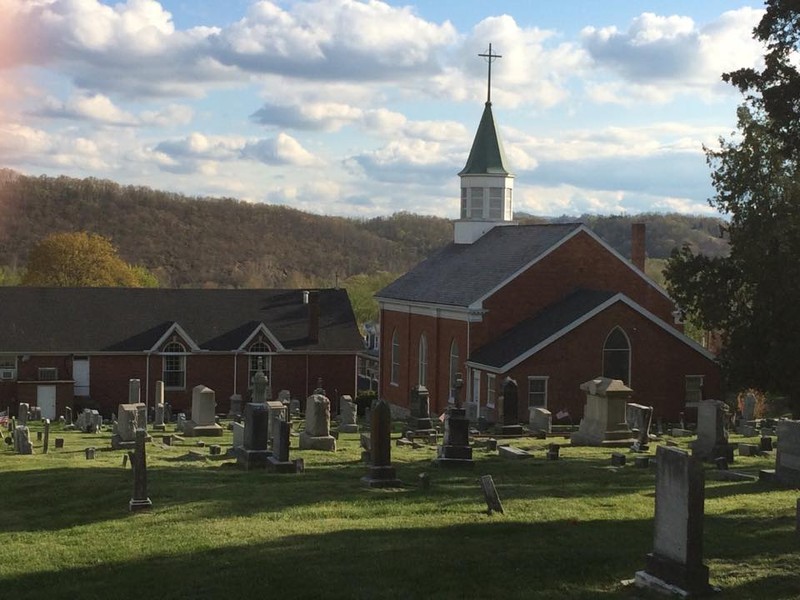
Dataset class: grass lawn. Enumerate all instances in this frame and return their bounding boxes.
[1,420,798,600]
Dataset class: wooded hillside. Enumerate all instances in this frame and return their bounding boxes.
[0,170,727,288]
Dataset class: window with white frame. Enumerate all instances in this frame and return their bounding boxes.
[418,334,428,387]
[471,369,481,404]
[468,188,483,219]
[162,341,186,389]
[460,188,467,219]
[603,327,631,385]
[488,187,503,219]
[685,375,704,404]
[0,355,16,380]
[528,376,548,407]
[248,341,271,388]
[38,367,58,381]
[449,339,460,401]
[487,373,496,407]
[390,330,400,385]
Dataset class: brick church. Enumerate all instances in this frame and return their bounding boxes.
[376,55,720,422]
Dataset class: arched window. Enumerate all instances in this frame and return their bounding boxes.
[248,341,271,388]
[418,334,428,387]
[603,327,630,385]
[390,330,400,384]
[162,341,186,389]
[449,339,460,401]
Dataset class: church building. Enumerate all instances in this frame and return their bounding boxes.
[376,47,720,422]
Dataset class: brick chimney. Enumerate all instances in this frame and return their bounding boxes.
[306,290,320,343]
[631,223,646,271]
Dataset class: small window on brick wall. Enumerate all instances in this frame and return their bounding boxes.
[38,367,58,381]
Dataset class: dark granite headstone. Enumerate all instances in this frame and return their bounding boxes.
[129,429,153,511]
[434,408,474,468]
[408,385,435,433]
[480,474,504,515]
[362,399,402,487]
[267,420,299,473]
[500,377,524,436]
[238,402,271,470]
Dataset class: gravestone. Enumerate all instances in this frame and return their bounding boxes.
[54,437,64,449]
[407,385,435,434]
[267,420,299,473]
[760,436,773,452]
[690,400,734,462]
[85,447,96,460]
[635,445,711,596]
[499,378,524,436]
[251,359,269,403]
[289,398,301,416]
[128,378,141,405]
[266,401,288,447]
[546,443,560,461]
[153,380,166,431]
[361,399,402,487]
[627,403,654,452]
[13,426,33,454]
[570,378,636,447]
[232,421,245,449]
[228,393,244,418]
[111,403,145,450]
[338,395,359,434]
[775,420,800,486]
[176,413,187,433]
[479,474,504,515]
[277,389,291,404]
[237,403,270,470]
[737,392,757,434]
[64,406,74,430]
[299,394,336,451]
[434,408,474,468]
[529,407,552,435]
[465,402,479,423]
[183,385,223,437]
[18,403,29,425]
[129,429,153,511]
[42,418,50,454]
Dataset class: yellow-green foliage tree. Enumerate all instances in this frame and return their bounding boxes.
[22,232,158,287]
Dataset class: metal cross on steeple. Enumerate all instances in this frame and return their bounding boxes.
[478,43,502,105]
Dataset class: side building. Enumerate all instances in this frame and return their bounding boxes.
[0,287,364,419]
[376,95,720,422]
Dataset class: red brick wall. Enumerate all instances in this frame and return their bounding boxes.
[380,309,470,415]
[0,351,358,417]
[489,301,720,422]
[471,230,679,350]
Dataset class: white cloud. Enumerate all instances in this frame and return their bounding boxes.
[582,8,764,102]
[242,133,322,166]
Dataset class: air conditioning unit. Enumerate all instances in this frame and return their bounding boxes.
[0,369,16,380]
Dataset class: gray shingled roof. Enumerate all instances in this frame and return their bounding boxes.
[468,289,617,368]
[0,288,363,353]
[376,223,582,307]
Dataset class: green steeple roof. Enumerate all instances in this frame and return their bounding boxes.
[458,102,512,176]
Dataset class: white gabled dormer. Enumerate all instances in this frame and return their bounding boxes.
[454,44,516,244]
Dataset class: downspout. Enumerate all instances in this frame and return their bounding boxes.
[145,352,150,414]
[233,352,238,396]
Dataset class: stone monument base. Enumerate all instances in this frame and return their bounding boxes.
[183,422,224,437]
[635,551,712,597]
[570,428,637,448]
[152,424,166,432]
[236,448,271,470]
[498,424,524,436]
[361,465,402,488]
[408,416,434,431]
[129,497,153,512]
[691,442,735,463]
[266,456,301,473]
[433,444,474,468]
[299,432,336,451]
[338,424,359,434]
[111,433,150,450]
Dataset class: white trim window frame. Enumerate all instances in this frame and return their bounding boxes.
[248,341,271,389]
[0,355,17,380]
[390,330,400,386]
[487,373,496,408]
[418,334,428,387]
[527,376,548,408]
[602,327,631,386]
[162,341,187,390]
[38,367,58,381]
[685,375,704,404]
[449,339,460,402]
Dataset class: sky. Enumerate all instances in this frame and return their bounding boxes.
[0,0,767,219]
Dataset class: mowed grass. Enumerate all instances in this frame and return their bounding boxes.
[1,422,798,600]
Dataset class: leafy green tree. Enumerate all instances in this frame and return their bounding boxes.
[665,0,800,416]
[344,271,399,328]
[22,232,159,287]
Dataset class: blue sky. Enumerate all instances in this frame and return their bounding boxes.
[0,0,766,218]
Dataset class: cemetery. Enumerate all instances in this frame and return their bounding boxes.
[1,387,799,600]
